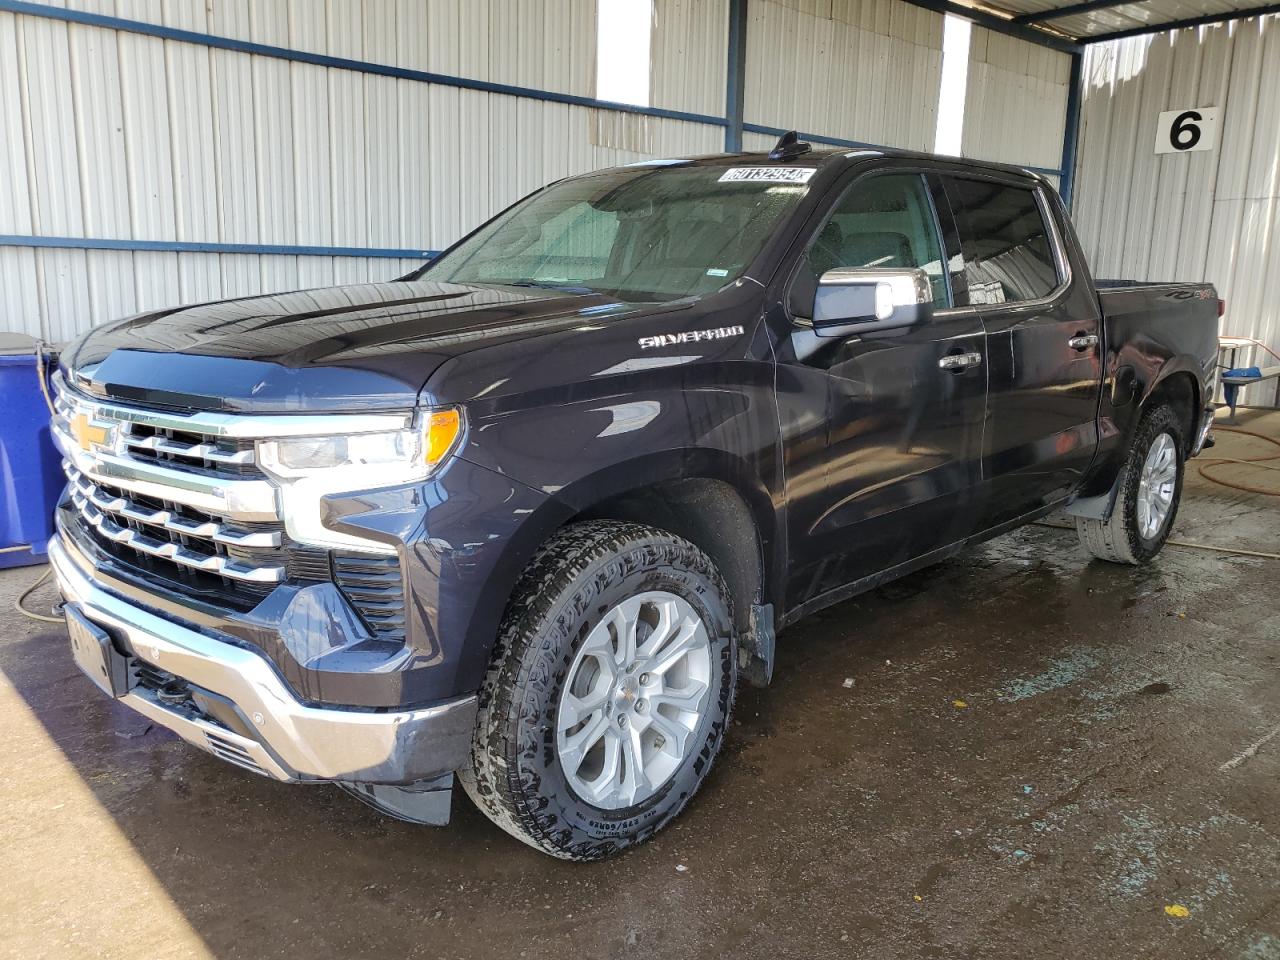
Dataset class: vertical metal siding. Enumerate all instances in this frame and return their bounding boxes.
[73,0,603,96]
[652,0,728,117]
[2,1,1077,341]
[740,2,1066,171]
[743,0,945,152]
[1074,16,1280,353]
[963,26,1071,170]
[1,13,42,332]
[1,3,724,340]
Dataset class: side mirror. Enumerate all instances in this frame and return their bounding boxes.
[812,267,933,337]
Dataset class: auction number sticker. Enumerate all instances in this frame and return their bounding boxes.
[718,167,816,184]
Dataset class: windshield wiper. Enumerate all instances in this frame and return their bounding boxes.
[499,278,597,293]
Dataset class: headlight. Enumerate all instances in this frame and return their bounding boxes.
[257,409,463,483]
[256,408,464,553]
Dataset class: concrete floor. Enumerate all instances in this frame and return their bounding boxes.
[2,411,1278,960]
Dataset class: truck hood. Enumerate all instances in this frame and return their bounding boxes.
[62,279,640,413]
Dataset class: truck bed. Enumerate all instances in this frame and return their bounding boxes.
[1096,280,1218,385]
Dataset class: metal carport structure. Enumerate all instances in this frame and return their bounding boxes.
[883,0,1280,205]
[3,0,1276,342]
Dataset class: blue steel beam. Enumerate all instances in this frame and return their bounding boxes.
[1057,50,1083,208]
[724,0,749,152]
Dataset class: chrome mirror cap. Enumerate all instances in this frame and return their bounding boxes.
[813,267,933,336]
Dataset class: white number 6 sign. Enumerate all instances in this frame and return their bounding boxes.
[1154,107,1220,154]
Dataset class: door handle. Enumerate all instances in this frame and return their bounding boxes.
[1068,333,1099,351]
[938,351,982,372]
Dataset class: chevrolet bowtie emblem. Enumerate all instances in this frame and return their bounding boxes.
[70,412,110,453]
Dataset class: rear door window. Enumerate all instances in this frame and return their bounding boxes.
[943,178,1060,305]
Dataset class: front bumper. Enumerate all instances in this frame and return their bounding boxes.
[50,535,477,785]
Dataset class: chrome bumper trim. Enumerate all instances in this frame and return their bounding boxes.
[50,536,476,785]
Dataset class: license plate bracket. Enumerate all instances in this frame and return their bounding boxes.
[66,604,132,698]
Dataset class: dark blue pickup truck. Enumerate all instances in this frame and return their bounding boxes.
[50,136,1218,860]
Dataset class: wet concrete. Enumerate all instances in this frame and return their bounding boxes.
[2,411,1278,960]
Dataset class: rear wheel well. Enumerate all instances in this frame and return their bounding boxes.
[1145,372,1199,454]
[573,477,763,638]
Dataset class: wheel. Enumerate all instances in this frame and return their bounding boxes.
[459,520,736,860]
[1076,404,1185,565]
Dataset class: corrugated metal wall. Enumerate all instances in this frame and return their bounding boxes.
[743,0,944,152]
[2,0,1074,342]
[741,0,1068,182]
[0,0,724,341]
[1073,14,1280,353]
[963,26,1070,173]
[653,0,730,118]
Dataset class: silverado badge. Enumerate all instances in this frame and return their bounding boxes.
[638,325,744,350]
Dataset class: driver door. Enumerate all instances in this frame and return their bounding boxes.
[781,171,989,609]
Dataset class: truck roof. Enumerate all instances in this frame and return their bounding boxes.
[617,143,1049,184]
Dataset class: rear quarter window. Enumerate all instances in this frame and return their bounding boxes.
[944,178,1060,305]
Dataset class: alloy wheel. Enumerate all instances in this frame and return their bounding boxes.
[556,591,712,810]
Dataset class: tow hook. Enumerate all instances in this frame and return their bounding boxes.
[156,678,192,705]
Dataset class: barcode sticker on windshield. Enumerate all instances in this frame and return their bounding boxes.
[718,167,816,184]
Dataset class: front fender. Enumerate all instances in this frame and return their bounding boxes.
[440,365,785,666]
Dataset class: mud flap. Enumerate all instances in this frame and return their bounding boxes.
[1064,472,1124,522]
[336,773,454,826]
[739,603,776,688]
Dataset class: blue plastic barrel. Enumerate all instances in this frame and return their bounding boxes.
[0,333,64,569]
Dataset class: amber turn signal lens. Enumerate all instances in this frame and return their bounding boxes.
[424,408,462,467]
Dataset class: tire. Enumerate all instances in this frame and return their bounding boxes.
[459,520,736,860]
[1076,403,1185,565]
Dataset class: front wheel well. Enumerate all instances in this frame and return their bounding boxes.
[573,477,764,640]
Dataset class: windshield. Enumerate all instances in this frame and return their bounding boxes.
[421,164,814,302]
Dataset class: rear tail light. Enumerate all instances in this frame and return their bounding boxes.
[1218,298,1226,317]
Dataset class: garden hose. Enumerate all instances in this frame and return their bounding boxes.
[14,568,61,623]
[1033,522,1280,560]
[1197,425,1280,496]
[12,342,64,623]
[34,340,55,416]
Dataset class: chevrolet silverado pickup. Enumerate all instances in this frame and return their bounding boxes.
[49,135,1219,860]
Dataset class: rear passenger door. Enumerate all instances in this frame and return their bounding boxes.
[940,174,1103,529]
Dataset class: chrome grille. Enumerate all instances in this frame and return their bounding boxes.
[53,391,264,480]
[51,375,409,636]
[66,465,287,585]
[125,425,260,478]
